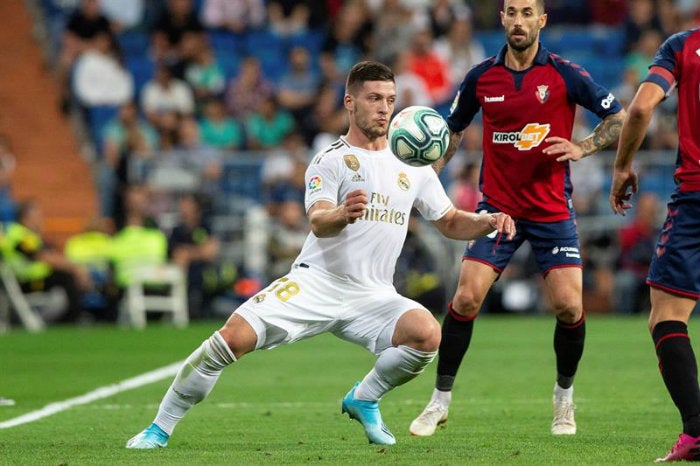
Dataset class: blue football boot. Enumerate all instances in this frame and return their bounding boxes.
[341,382,396,445]
[126,423,169,449]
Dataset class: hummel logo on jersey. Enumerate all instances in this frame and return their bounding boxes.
[492,123,551,151]
[485,95,505,102]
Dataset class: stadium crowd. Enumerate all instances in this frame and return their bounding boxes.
[1,0,696,325]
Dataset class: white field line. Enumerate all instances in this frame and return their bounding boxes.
[0,361,183,429]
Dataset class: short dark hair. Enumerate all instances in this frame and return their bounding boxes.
[503,0,546,13]
[345,61,394,95]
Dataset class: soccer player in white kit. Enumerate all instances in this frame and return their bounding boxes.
[126,61,515,448]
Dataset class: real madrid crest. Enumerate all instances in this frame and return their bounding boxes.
[343,154,360,171]
[397,172,410,191]
[536,85,549,104]
[253,293,266,304]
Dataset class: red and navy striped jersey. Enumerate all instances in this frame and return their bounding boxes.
[644,28,700,192]
[447,44,622,221]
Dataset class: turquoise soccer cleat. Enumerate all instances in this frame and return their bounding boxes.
[341,382,396,445]
[125,423,170,449]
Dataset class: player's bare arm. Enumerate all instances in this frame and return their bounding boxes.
[308,189,368,238]
[432,207,515,241]
[543,109,626,162]
[432,129,464,174]
[610,82,665,215]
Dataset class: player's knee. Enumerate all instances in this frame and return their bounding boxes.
[552,302,582,324]
[398,312,441,352]
[452,290,483,317]
[219,315,258,359]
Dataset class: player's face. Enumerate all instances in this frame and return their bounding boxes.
[501,0,547,52]
[346,80,396,140]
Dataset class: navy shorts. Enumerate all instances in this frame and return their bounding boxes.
[647,190,700,299]
[464,201,582,275]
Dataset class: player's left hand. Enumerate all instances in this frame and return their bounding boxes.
[542,136,584,162]
[609,167,639,216]
[488,212,516,241]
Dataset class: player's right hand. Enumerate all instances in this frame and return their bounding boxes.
[488,212,516,241]
[609,168,638,216]
[343,189,368,224]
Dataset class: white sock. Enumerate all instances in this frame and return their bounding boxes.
[354,345,437,401]
[553,383,574,402]
[429,387,452,406]
[153,331,236,435]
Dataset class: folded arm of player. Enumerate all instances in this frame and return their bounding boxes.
[432,207,515,241]
[543,109,626,162]
[308,189,368,238]
[610,82,666,216]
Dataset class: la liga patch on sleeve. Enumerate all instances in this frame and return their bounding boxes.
[308,175,322,193]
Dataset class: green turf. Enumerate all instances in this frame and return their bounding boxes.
[0,315,683,464]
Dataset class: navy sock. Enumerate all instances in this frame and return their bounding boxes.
[652,321,700,437]
[436,304,475,392]
[553,315,586,389]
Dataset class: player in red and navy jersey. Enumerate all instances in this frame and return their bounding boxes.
[410,0,626,437]
[610,27,700,462]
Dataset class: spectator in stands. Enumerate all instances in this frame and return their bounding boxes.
[58,0,114,112]
[0,135,18,223]
[182,35,226,107]
[623,0,664,53]
[406,28,454,110]
[277,46,321,125]
[110,185,169,301]
[391,50,434,112]
[266,198,308,279]
[370,0,419,65]
[263,157,306,218]
[624,29,664,89]
[244,96,295,150]
[449,161,482,214]
[173,117,223,195]
[590,0,627,26]
[99,0,145,32]
[266,0,311,37]
[434,16,486,87]
[261,131,310,194]
[319,1,373,85]
[141,63,195,128]
[300,82,348,151]
[0,200,91,324]
[614,191,661,314]
[427,0,472,39]
[151,0,204,66]
[169,193,224,319]
[99,101,158,219]
[200,0,266,33]
[71,32,134,109]
[199,99,245,150]
[64,216,118,321]
[224,56,275,120]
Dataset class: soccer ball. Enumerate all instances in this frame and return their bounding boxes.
[388,106,450,167]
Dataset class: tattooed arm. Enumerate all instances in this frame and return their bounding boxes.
[542,109,627,162]
[432,129,464,174]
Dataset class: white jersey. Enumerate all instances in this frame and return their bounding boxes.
[296,137,453,289]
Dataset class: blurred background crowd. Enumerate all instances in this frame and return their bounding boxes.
[0,0,695,328]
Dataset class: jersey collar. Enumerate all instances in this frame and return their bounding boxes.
[495,42,549,66]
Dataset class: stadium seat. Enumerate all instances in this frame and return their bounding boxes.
[120,263,188,329]
[219,157,265,203]
[116,31,150,58]
[125,55,155,97]
[244,30,288,81]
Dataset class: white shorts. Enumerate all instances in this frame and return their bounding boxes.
[235,263,428,354]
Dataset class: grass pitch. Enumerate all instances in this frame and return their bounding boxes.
[0,315,681,464]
